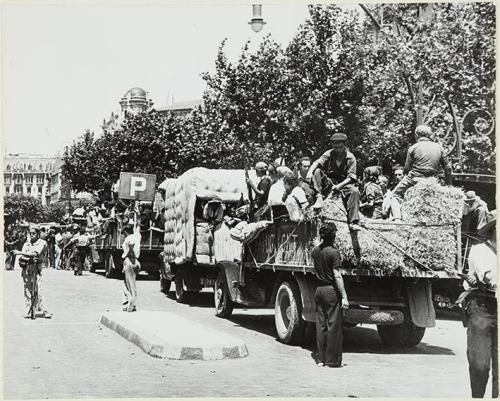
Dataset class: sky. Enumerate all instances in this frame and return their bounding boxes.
[2,3,320,156]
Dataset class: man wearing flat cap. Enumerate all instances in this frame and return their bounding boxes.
[462,190,489,239]
[306,132,361,231]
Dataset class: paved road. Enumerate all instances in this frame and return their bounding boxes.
[4,268,478,398]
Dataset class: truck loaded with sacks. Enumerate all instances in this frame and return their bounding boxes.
[159,167,464,347]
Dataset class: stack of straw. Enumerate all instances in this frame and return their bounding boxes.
[304,178,464,274]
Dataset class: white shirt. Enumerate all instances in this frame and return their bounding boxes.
[122,232,141,259]
[466,241,497,294]
[284,186,308,222]
[268,179,286,206]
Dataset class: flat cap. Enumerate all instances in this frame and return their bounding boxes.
[330,132,348,141]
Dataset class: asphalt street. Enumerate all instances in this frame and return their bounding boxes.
[3,268,480,398]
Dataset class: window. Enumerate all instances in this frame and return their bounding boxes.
[38,185,44,195]
[39,164,43,171]
[6,165,10,171]
[14,185,22,193]
[4,177,11,185]
[28,164,32,171]
[37,175,44,184]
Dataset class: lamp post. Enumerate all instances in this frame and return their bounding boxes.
[249,4,266,33]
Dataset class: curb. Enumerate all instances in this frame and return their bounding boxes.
[99,312,248,361]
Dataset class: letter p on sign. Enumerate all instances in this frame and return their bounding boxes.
[130,177,147,197]
[119,172,156,201]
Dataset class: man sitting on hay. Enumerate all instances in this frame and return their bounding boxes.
[306,132,362,232]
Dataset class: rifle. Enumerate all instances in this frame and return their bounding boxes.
[244,161,255,222]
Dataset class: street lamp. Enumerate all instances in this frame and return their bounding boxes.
[249,4,266,33]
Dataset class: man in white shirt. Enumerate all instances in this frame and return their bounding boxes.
[14,227,52,319]
[461,210,497,398]
[283,175,309,222]
[65,227,95,276]
[268,166,293,206]
[121,225,141,312]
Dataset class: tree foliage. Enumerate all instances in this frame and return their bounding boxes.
[62,3,495,196]
[4,195,45,223]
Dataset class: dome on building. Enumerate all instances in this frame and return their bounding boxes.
[122,87,147,100]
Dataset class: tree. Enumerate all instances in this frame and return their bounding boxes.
[4,195,45,223]
[62,110,183,193]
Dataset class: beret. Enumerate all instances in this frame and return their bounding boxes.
[330,132,347,141]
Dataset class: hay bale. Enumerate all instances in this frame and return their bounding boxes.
[304,179,464,274]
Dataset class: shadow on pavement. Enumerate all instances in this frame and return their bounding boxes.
[229,313,455,356]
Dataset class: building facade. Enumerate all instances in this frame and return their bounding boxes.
[4,153,57,205]
[157,100,202,117]
[101,87,154,133]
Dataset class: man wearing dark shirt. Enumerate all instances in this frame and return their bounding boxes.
[312,222,349,368]
[393,125,452,202]
[307,132,361,231]
[246,161,272,220]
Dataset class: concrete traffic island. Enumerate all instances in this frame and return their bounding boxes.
[99,311,248,360]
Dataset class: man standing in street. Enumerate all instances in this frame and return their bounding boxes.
[460,210,497,398]
[306,132,361,231]
[312,222,349,368]
[393,125,452,202]
[14,226,52,319]
[121,225,141,312]
[64,226,94,276]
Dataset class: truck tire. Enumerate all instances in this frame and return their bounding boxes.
[160,278,171,294]
[174,274,190,303]
[274,280,306,345]
[377,310,426,347]
[214,270,234,318]
[105,253,121,279]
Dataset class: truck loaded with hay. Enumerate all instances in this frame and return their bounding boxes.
[160,168,464,348]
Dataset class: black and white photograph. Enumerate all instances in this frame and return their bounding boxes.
[2,2,497,398]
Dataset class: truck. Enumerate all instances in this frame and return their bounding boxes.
[93,210,164,279]
[159,167,463,347]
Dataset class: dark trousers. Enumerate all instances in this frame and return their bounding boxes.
[467,298,498,398]
[312,169,360,224]
[48,243,55,268]
[314,285,343,366]
[74,247,89,273]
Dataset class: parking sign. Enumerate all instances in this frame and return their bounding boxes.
[119,172,157,201]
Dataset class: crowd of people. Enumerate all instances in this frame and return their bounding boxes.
[245,125,454,229]
[244,124,496,398]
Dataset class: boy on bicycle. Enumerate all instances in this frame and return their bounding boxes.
[14,226,52,319]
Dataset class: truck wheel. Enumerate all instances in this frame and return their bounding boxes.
[105,253,120,279]
[214,270,234,318]
[174,275,190,303]
[160,278,171,294]
[274,280,306,345]
[377,311,426,347]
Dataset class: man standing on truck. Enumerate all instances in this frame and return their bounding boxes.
[245,161,272,219]
[393,125,452,202]
[306,132,361,231]
[312,222,349,368]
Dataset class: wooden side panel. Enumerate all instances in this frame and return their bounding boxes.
[245,221,318,267]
